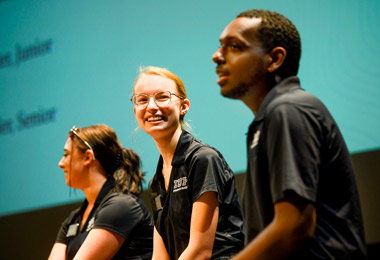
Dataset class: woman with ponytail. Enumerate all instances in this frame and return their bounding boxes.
[48,124,153,260]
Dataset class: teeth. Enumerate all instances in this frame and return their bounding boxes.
[147,116,163,122]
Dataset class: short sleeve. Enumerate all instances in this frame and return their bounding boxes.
[55,208,80,244]
[93,193,145,240]
[55,219,69,244]
[187,146,227,203]
[264,103,321,203]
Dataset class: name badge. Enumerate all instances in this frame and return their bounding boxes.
[154,195,163,211]
[67,223,79,237]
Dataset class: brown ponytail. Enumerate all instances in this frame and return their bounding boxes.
[114,148,145,194]
[69,124,145,194]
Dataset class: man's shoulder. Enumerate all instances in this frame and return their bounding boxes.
[268,86,324,115]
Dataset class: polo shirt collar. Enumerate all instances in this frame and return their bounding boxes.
[78,178,115,216]
[151,130,192,186]
[254,76,301,122]
[94,178,115,206]
[171,130,193,166]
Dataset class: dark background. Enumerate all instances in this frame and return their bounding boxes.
[1,149,379,259]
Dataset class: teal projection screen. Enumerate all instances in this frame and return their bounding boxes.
[1,0,379,216]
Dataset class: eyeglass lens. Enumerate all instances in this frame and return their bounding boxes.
[133,91,175,108]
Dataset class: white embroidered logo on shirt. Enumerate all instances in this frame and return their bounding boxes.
[86,217,95,232]
[250,130,261,149]
[173,177,188,192]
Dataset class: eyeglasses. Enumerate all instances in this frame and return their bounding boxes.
[70,126,95,160]
[131,91,183,109]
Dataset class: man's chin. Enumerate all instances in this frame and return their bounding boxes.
[221,85,247,99]
[221,91,238,99]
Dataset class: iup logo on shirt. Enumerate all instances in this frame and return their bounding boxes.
[250,130,261,149]
[173,177,188,192]
[86,217,95,232]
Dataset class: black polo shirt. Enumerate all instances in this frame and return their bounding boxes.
[242,76,367,259]
[56,178,153,260]
[150,131,244,259]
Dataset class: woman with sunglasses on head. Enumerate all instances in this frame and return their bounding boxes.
[132,66,244,260]
[48,124,153,260]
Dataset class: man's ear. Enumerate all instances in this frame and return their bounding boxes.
[267,47,286,73]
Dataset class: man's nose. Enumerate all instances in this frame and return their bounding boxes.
[212,48,224,64]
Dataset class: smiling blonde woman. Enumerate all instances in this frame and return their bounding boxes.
[131,66,244,260]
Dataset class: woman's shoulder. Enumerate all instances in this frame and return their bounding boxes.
[62,205,82,225]
[95,191,151,221]
[187,137,225,162]
[102,191,144,208]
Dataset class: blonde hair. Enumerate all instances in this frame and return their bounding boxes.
[133,66,191,131]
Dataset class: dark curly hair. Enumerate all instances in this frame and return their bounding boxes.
[237,9,301,78]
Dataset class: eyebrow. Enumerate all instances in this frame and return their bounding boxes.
[134,90,172,96]
[222,35,238,41]
[221,35,248,45]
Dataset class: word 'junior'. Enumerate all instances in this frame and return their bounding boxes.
[0,38,53,68]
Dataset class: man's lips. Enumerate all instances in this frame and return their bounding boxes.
[216,67,229,77]
[215,67,229,85]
